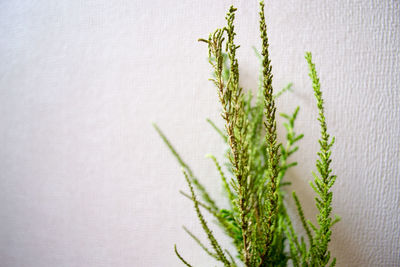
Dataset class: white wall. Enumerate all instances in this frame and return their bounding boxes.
[0,0,399,266]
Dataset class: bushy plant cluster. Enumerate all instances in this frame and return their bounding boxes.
[154,1,339,266]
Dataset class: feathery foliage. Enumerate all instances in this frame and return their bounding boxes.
[154,1,339,266]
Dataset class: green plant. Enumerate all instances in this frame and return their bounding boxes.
[154,1,339,266]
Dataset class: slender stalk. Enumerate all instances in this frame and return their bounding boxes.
[259,1,280,264]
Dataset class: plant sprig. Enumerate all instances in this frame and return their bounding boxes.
[155,2,339,266]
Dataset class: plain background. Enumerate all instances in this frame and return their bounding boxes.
[0,0,399,266]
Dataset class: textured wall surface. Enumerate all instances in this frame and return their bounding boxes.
[0,1,399,266]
